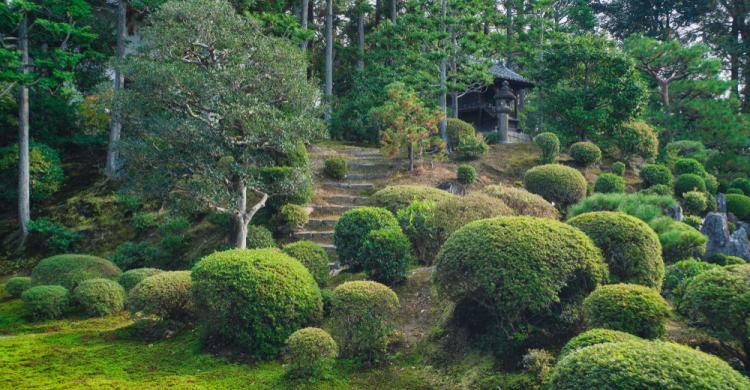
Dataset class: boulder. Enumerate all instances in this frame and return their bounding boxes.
[701,212,750,261]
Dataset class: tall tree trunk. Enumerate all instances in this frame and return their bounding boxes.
[357,12,365,71]
[231,182,269,249]
[17,13,30,239]
[375,0,381,25]
[324,0,333,121]
[408,142,414,171]
[300,0,309,50]
[659,79,670,110]
[506,0,513,67]
[390,0,397,23]
[451,94,458,118]
[105,0,127,177]
[730,16,740,99]
[438,0,447,143]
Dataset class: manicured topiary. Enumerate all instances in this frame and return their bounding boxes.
[434,217,608,342]
[674,173,706,196]
[611,120,659,161]
[284,327,338,378]
[593,173,625,193]
[0,143,64,202]
[191,248,322,358]
[663,259,717,299]
[559,328,641,358]
[482,185,558,219]
[358,227,412,285]
[611,162,626,176]
[639,164,672,187]
[73,278,126,317]
[282,241,330,285]
[330,281,399,363]
[369,185,455,214]
[324,156,348,180]
[246,225,276,249]
[524,164,588,207]
[457,164,477,185]
[640,184,672,196]
[5,276,32,298]
[454,132,488,160]
[569,141,601,166]
[548,340,750,389]
[31,254,122,291]
[681,215,702,230]
[568,212,664,289]
[118,268,162,292]
[583,284,670,338]
[446,118,476,150]
[673,158,706,177]
[729,177,750,195]
[534,132,560,164]
[334,207,399,268]
[277,204,309,231]
[21,285,70,320]
[434,193,514,245]
[728,188,745,195]
[681,191,707,214]
[726,193,750,220]
[649,217,707,263]
[397,200,439,265]
[704,174,719,194]
[568,193,677,223]
[128,271,194,321]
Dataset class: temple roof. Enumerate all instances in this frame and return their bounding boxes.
[488,61,535,89]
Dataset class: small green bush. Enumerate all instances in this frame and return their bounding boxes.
[649,217,707,263]
[284,327,338,379]
[359,227,412,285]
[534,132,560,164]
[369,185,455,214]
[593,173,625,193]
[330,281,399,363]
[324,156,348,180]
[31,254,122,291]
[568,192,677,223]
[482,185,558,219]
[611,162,626,176]
[664,140,713,165]
[397,200,440,265]
[446,118,475,149]
[73,278,126,317]
[282,241,330,286]
[26,218,81,254]
[334,207,399,268]
[729,177,750,195]
[559,328,641,358]
[704,174,719,194]
[524,164,588,207]
[583,284,670,338]
[639,184,672,196]
[726,193,750,220]
[483,132,501,145]
[681,191,707,214]
[639,164,672,188]
[132,211,160,232]
[118,268,163,291]
[246,225,276,249]
[112,242,153,270]
[682,215,702,230]
[22,285,70,320]
[569,142,601,166]
[455,133,488,160]
[128,271,194,321]
[277,204,309,231]
[673,158,706,176]
[192,248,322,358]
[706,253,746,266]
[0,143,63,202]
[5,276,32,298]
[610,120,659,161]
[663,259,717,299]
[457,164,477,185]
[674,173,706,196]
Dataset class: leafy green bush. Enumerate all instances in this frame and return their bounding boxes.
[5,276,32,298]
[611,162,626,176]
[0,143,63,201]
[726,193,750,220]
[282,241,330,286]
[191,248,322,358]
[359,227,412,285]
[455,133,489,160]
[128,271,194,321]
[567,212,663,289]
[681,191,707,214]
[673,158,706,176]
[663,259,717,299]
[548,340,750,389]
[73,278,126,317]
[118,268,163,291]
[728,188,745,195]
[609,120,659,161]
[132,211,161,232]
[674,173,706,195]
[534,132,560,164]
[277,204,309,231]
[593,173,625,193]
[26,218,81,253]
[583,283,669,338]
[639,184,672,196]
[434,193,514,246]
[112,242,153,270]
[704,174,719,194]
[483,131,501,145]
[706,253,746,266]
[334,207,399,268]
[330,281,399,363]
[559,328,641,358]
[568,142,601,166]
[284,327,338,379]
[524,164,588,207]
[31,254,122,291]
[649,217,707,263]
[681,215,702,230]
[664,139,714,165]
[729,177,750,195]
[457,164,477,185]
[446,118,475,149]
[259,166,314,210]
[324,156,348,180]
[639,164,672,187]
[247,225,276,249]
[568,192,677,223]
[22,285,70,320]
[482,185,558,219]
[369,185,455,214]
[397,201,439,265]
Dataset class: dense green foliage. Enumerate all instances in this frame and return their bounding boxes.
[282,241,330,286]
[674,158,706,176]
[446,118,476,150]
[26,218,82,254]
[533,132,560,164]
[397,201,439,265]
[726,193,750,220]
[681,191,707,214]
[433,193,514,246]
[608,120,659,162]
[0,143,63,202]
[611,162,626,176]
[334,207,399,267]
[729,178,750,195]
[649,217,707,263]
[4,277,32,299]
[31,255,122,291]
[127,271,194,322]
[73,278,126,317]
[569,142,602,166]
[524,164,588,207]
[368,185,455,214]
[639,164,673,187]
[663,259,718,299]
[482,185,558,219]
[21,285,70,321]
[568,192,677,223]
[358,228,412,285]
[277,204,309,232]
[674,173,706,195]
[594,173,625,193]
[324,157,348,180]
[117,268,163,292]
[246,225,276,249]
[284,327,338,379]
[559,328,641,358]
[583,284,670,338]
[456,164,476,185]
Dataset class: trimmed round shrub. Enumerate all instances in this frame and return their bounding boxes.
[682,215,702,230]
[559,328,641,358]
[457,164,476,185]
[73,278,126,317]
[277,204,309,231]
[569,141,601,166]
[663,259,717,299]
[726,193,750,220]
[583,284,670,338]
[330,281,399,362]
[729,177,750,195]
[246,225,276,249]
[639,164,672,187]
[446,118,476,149]
[282,241,330,286]
[674,173,706,196]
[484,131,501,145]
[31,254,122,291]
[5,276,32,298]
[369,185,455,214]
[434,193,514,245]
[482,185,558,219]
[397,200,440,265]
[324,156,347,180]
[728,188,745,195]
[334,207,399,267]
[611,162,626,176]
[284,327,338,379]
[611,120,659,161]
[524,164,588,207]
[593,173,625,193]
[454,132,488,160]
[21,285,70,320]
[567,212,664,289]
[534,132,560,164]
[548,340,750,389]
[649,218,707,263]
[191,248,322,358]
[706,253,746,266]
[434,217,608,342]
[0,143,64,202]
[673,157,706,176]
[640,183,672,196]
[358,227,412,285]
[127,271,194,321]
[704,174,719,194]
[681,191,707,214]
[118,268,163,291]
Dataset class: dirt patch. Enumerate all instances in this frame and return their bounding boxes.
[392,266,444,348]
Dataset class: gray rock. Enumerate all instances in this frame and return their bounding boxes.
[717,193,727,213]
[437,181,466,196]
[664,204,683,221]
[701,212,750,261]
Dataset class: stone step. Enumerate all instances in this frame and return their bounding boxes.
[348,162,400,171]
[320,243,337,254]
[322,194,369,205]
[306,218,338,229]
[294,230,334,241]
[323,181,375,191]
[345,173,389,180]
[339,148,382,157]
[311,204,360,215]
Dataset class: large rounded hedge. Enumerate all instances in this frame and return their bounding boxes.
[533,132,560,164]
[569,141,602,166]
[433,192,514,244]
[729,177,750,195]
[246,225,276,249]
[31,254,122,291]
[21,285,70,320]
[583,283,670,339]
[128,271,194,321]
[282,241,330,286]
[482,185,558,219]
[284,327,338,378]
[674,173,706,196]
[446,117,476,149]
[191,248,322,358]
[726,193,750,220]
[5,276,32,298]
[434,217,608,335]
[358,227,412,285]
[594,173,625,193]
[118,268,163,291]
[73,278,126,317]
[523,164,588,207]
[639,164,672,187]
[663,259,718,299]
[559,328,641,358]
[548,340,750,389]
[673,158,706,176]
[333,207,399,267]
[368,185,455,214]
[567,211,664,289]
